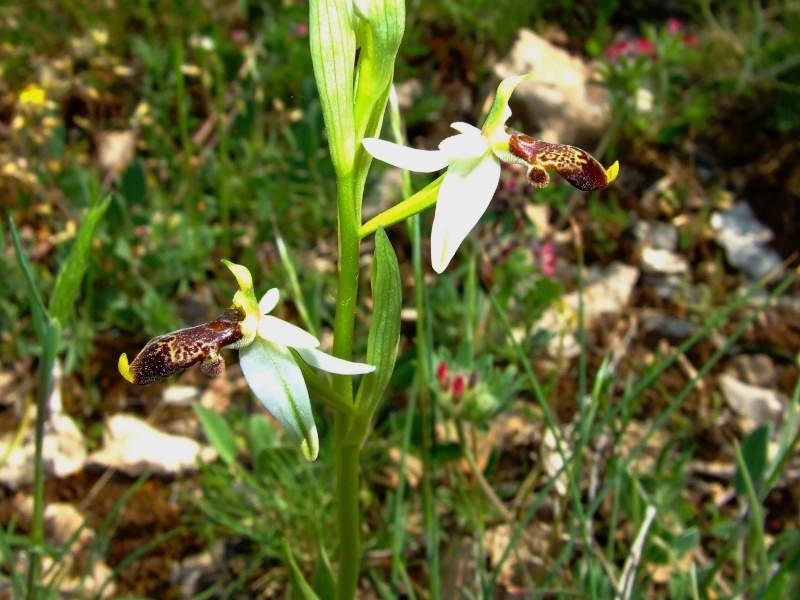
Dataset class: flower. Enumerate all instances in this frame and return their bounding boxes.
[18,83,46,107]
[118,260,374,461]
[363,75,619,273]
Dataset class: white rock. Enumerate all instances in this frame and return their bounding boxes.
[491,29,610,147]
[563,262,639,321]
[719,374,784,433]
[0,412,87,489]
[45,413,88,478]
[641,248,689,276]
[640,247,690,299]
[162,384,202,406]
[711,202,785,280]
[88,414,217,477]
[630,220,678,252]
[537,262,639,358]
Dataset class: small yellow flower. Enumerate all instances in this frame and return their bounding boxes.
[18,84,46,107]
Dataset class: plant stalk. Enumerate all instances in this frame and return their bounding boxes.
[27,322,59,599]
[332,172,361,600]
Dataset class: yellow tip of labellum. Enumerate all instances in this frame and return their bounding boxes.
[606,160,620,184]
[118,353,135,383]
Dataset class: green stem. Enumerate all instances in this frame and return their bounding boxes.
[333,173,361,600]
[335,442,361,599]
[213,53,231,255]
[358,176,443,239]
[408,213,440,598]
[172,35,198,259]
[27,321,60,599]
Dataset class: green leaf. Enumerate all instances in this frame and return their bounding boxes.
[312,542,336,599]
[49,196,111,326]
[9,218,49,339]
[194,404,237,467]
[735,424,770,495]
[282,538,321,600]
[248,414,276,456]
[348,226,402,444]
[247,414,276,476]
[121,160,147,206]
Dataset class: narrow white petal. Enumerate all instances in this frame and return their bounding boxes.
[438,131,490,160]
[240,338,319,461]
[430,155,502,273]
[259,289,280,315]
[296,348,376,375]
[258,315,320,349]
[450,122,482,136]
[362,138,450,173]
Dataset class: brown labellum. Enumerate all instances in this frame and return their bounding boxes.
[507,128,613,192]
[119,306,245,386]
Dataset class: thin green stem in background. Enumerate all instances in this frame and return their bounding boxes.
[172,34,198,260]
[385,83,441,598]
[213,52,232,255]
[26,321,59,600]
[409,212,440,599]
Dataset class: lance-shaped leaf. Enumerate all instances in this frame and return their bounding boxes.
[282,538,321,600]
[310,0,356,176]
[49,197,111,326]
[348,226,402,444]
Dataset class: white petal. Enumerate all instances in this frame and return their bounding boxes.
[438,131,490,160]
[362,138,450,173]
[258,315,320,349]
[430,155,501,273]
[240,338,319,461]
[296,348,376,375]
[259,289,280,314]
[450,122,482,136]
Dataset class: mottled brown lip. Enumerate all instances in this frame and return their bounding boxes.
[119,305,245,386]
[507,128,614,192]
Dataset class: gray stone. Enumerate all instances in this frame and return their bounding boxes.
[88,414,217,477]
[491,29,611,147]
[711,202,785,281]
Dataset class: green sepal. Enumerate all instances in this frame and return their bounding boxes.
[358,175,444,239]
[310,0,356,177]
[292,351,356,417]
[347,226,402,444]
[481,74,531,147]
[352,0,405,142]
[282,538,321,600]
[49,196,111,326]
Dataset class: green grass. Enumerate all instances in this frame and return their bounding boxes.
[2,0,800,597]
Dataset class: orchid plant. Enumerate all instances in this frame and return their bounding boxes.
[119,0,617,597]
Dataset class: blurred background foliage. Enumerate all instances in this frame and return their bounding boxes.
[2,0,798,372]
[1,0,800,595]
